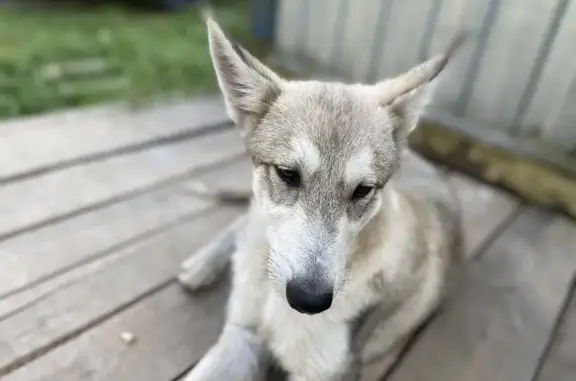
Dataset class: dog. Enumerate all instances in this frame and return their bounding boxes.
[178,15,465,381]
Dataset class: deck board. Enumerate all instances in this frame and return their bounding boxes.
[0,204,244,377]
[1,283,230,381]
[0,159,251,318]
[0,95,228,183]
[0,128,244,241]
[0,152,249,378]
[386,207,576,381]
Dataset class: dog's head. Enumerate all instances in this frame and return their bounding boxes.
[206,18,461,315]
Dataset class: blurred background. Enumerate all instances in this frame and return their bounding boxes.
[0,2,574,380]
[0,0,251,117]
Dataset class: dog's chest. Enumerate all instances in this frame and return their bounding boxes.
[259,289,350,376]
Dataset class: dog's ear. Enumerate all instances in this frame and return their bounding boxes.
[205,17,284,126]
[374,34,464,144]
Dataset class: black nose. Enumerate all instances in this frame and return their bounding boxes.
[285,280,334,315]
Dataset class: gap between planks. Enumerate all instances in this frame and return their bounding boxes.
[0,95,230,184]
[0,121,233,186]
[533,276,576,381]
[0,201,246,377]
[0,158,252,317]
[0,127,245,243]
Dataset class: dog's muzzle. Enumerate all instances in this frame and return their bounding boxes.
[285,279,334,315]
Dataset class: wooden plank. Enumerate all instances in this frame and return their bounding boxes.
[536,282,576,381]
[448,172,519,257]
[2,283,230,381]
[0,201,246,376]
[0,95,229,182]
[0,127,244,241]
[0,159,252,316]
[412,117,576,220]
[387,207,576,381]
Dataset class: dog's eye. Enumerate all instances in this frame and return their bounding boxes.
[275,166,301,187]
[351,184,373,200]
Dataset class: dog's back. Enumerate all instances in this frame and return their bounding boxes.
[392,148,465,278]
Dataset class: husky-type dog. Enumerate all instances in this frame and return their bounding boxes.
[179,16,465,381]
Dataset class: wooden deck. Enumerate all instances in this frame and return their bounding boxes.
[0,95,574,381]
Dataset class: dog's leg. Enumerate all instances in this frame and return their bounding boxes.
[181,278,269,381]
[182,232,269,381]
[178,214,247,291]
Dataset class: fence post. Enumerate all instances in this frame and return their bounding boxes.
[251,0,278,43]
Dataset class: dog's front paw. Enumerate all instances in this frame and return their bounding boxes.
[178,238,234,291]
[177,253,222,291]
[178,218,240,292]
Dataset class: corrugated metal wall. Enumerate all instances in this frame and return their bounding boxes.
[273,0,576,157]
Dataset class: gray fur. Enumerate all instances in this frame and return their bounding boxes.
[179,15,465,381]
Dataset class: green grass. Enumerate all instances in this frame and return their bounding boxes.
[0,1,252,118]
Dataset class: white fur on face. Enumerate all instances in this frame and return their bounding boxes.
[330,217,354,291]
[290,135,321,175]
[264,204,310,283]
[264,203,362,297]
[251,167,265,206]
[344,147,374,185]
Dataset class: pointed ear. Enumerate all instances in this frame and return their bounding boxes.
[206,17,284,126]
[375,34,465,143]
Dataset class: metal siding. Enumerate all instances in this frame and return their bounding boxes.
[274,0,304,55]
[273,0,576,154]
[522,0,576,150]
[429,0,491,114]
[303,0,341,68]
[463,0,560,130]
